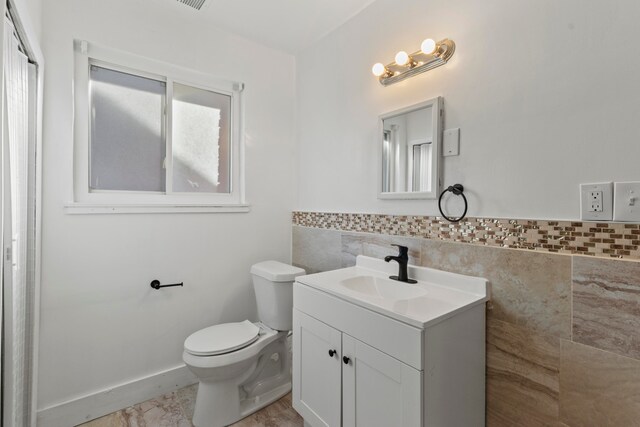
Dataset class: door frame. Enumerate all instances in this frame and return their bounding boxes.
[1,1,44,425]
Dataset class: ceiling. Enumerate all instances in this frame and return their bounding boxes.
[166,0,377,54]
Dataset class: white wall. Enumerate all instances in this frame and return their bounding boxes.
[296,0,640,220]
[38,0,296,413]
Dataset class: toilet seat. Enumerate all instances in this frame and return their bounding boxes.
[184,320,260,356]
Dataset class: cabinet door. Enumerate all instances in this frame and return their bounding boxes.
[293,310,342,427]
[342,334,422,427]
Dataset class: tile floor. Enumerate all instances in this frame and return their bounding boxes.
[77,385,303,427]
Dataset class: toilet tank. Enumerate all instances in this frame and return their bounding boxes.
[250,261,306,331]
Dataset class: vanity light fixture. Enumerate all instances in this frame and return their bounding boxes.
[372,38,455,86]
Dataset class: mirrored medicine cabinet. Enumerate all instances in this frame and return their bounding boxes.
[378,97,442,200]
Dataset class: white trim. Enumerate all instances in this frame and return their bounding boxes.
[165,76,174,194]
[7,0,44,64]
[377,191,438,200]
[72,40,246,208]
[30,57,43,427]
[5,2,45,426]
[37,364,197,427]
[77,42,237,94]
[64,202,251,214]
[89,58,167,83]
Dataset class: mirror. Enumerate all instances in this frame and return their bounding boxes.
[378,97,442,199]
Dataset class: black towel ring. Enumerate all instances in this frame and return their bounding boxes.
[438,184,468,223]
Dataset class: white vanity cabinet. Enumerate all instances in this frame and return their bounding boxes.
[293,311,342,427]
[293,310,422,427]
[292,256,489,427]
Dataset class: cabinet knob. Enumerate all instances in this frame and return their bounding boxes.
[328,349,337,357]
[343,356,351,365]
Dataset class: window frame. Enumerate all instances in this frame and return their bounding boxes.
[67,40,248,214]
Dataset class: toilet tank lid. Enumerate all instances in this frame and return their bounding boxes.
[250,261,306,282]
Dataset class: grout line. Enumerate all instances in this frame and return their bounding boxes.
[570,255,574,343]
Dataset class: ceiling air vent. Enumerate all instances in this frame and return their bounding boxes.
[176,0,210,11]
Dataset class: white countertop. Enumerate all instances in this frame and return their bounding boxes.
[295,255,490,329]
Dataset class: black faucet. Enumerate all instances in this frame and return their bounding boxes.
[384,244,417,284]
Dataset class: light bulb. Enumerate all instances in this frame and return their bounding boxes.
[371,63,386,77]
[421,38,436,54]
[395,51,409,66]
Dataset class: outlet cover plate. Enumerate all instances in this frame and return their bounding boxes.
[613,181,640,222]
[443,128,460,157]
[580,182,613,221]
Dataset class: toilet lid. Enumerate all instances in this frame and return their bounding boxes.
[184,320,260,356]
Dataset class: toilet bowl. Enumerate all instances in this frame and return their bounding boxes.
[183,261,305,427]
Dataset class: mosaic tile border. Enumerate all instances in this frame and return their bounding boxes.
[292,211,640,261]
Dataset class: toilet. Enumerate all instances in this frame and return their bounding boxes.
[183,261,306,427]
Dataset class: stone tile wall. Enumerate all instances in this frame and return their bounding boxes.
[292,219,640,427]
[293,211,640,260]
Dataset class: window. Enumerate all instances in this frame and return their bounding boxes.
[89,65,166,192]
[69,40,247,213]
[171,82,231,194]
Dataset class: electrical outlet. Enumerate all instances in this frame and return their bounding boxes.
[589,191,603,212]
[580,182,613,220]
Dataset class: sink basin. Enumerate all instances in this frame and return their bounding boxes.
[295,255,490,328]
[340,275,427,300]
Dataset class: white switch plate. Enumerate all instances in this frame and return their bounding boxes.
[614,181,640,222]
[443,128,460,156]
[580,182,613,221]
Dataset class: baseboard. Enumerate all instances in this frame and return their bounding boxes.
[37,364,197,427]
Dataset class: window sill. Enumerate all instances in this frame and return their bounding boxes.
[64,203,251,215]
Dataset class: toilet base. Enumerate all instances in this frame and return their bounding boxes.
[190,332,292,427]
[239,381,291,420]
[192,380,291,427]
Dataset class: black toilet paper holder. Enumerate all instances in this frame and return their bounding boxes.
[150,280,184,290]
